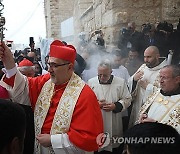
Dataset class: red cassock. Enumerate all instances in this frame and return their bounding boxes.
[0,85,9,99]
[5,73,103,151]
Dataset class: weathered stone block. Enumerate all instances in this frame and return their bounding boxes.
[114,10,128,24]
[94,4,102,27]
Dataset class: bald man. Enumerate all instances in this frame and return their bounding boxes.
[128,46,168,128]
[27,51,36,62]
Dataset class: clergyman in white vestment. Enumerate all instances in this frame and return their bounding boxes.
[88,59,132,153]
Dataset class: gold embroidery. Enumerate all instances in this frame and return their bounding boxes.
[139,89,160,116]
[158,97,163,102]
[34,73,85,153]
[163,105,180,128]
[157,96,171,105]
[164,100,169,105]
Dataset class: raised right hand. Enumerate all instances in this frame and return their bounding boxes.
[0,41,16,69]
[133,70,144,81]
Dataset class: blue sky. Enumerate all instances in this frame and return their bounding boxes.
[3,0,46,45]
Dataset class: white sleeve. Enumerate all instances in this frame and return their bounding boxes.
[2,67,17,78]
[51,133,72,148]
[119,80,132,111]
[1,68,31,106]
[51,133,85,154]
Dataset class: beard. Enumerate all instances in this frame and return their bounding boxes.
[50,74,56,83]
[145,59,158,68]
[145,62,153,68]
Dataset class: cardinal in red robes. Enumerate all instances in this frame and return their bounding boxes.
[0,40,103,154]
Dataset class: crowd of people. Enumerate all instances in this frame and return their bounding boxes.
[0,20,179,154]
[118,21,180,64]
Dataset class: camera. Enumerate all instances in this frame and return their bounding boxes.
[156,21,173,33]
[7,44,12,47]
[121,27,133,39]
[142,23,152,34]
[96,36,105,46]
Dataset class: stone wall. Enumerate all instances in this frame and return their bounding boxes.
[44,0,180,47]
[44,0,74,39]
[74,0,180,47]
[162,0,180,22]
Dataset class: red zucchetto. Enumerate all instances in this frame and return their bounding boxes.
[49,40,76,64]
[18,59,34,67]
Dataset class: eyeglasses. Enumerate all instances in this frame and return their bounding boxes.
[47,62,70,69]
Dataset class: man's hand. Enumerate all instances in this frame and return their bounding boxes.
[139,113,157,123]
[138,79,149,89]
[36,134,51,147]
[139,113,148,123]
[98,100,107,109]
[133,70,144,81]
[102,103,116,112]
[0,41,16,69]
[99,100,116,111]
[141,117,157,123]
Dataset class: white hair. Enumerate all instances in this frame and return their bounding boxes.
[98,59,112,70]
